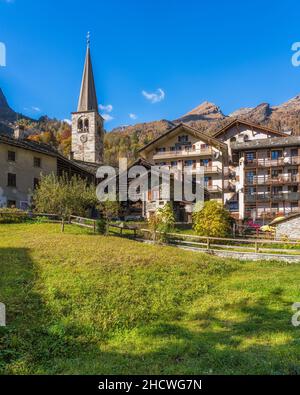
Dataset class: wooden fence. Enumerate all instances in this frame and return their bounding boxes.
[140,229,300,257]
[2,211,300,259]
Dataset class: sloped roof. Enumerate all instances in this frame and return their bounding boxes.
[231,136,300,151]
[0,134,95,176]
[212,119,287,139]
[138,123,227,154]
[270,212,300,226]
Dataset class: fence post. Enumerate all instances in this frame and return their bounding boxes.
[61,218,65,233]
[93,220,96,234]
[207,237,210,251]
[255,242,259,254]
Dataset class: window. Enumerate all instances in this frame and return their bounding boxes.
[84,119,89,132]
[7,200,16,208]
[201,159,210,167]
[230,137,237,143]
[271,150,282,160]
[78,119,83,132]
[204,176,212,187]
[7,173,16,187]
[272,186,283,194]
[171,161,178,167]
[243,134,250,142]
[289,186,298,193]
[246,171,255,184]
[20,201,29,211]
[291,149,298,157]
[184,160,196,167]
[229,202,239,212]
[246,152,255,162]
[271,169,282,179]
[8,151,16,162]
[33,178,40,190]
[178,135,189,143]
[157,148,166,153]
[34,157,41,168]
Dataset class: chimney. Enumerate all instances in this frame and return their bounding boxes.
[14,125,25,140]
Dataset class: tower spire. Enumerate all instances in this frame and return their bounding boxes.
[77,34,98,112]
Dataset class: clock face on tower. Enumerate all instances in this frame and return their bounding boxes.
[80,134,88,144]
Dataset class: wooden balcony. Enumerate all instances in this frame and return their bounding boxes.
[245,192,300,203]
[153,147,213,160]
[203,166,222,174]
[245,175,300,186]
[256,208,300,220]
[245,156,300,168]
[205,185,222,194]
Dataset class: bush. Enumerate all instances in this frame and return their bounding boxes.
[0,208,28,224]
[193,201,232,238]
[148,203,175,243]
[96,218,107,235]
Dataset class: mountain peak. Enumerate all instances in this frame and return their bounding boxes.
[0,88,10,109]
[177,101,225,123]
[185,101,224,117]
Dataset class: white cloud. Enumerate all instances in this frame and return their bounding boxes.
[99,104,113,113]
[142,88,165,104]
[129,113,137,120]
[63,119,72,125]
[102,114,114,122]
[32,106,41,112]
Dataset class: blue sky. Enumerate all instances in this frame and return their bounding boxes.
[1,0,300,131]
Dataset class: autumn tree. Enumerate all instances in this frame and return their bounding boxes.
[193,201,232,238]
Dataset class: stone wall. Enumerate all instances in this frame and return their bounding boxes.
[276,217,300,239]
[71,111,104,164]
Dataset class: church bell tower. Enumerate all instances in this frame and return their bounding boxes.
[72,34,104,164]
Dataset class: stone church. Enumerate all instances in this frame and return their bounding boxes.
[0,40,102,210]
[71,41,105,164]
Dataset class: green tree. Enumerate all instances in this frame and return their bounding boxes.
[193,201,232,238]
[98,198,120,235]
[33,174,97,220]
[148,203,175,243]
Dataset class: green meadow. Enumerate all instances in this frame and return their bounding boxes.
[1,223,300,375]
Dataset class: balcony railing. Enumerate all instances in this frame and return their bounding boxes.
[246,175,300,185]
[256,208,300,219]
[205,185,222,194]
[153,165,222,174]
[203,166,222,174]
[245,192,300,203]
[153,147,213,160]
[245,156,300,167]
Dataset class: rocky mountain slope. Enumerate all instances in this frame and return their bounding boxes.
[0,88,34,135]
[2,87,300,165]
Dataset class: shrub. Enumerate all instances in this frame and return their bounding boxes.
[98,198,120,235]
[148,203,175,243]
[193,201,232,238]
[96,218,107,235]
[0,208,28,224]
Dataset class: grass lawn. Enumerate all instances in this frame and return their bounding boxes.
[1,223,300,375]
